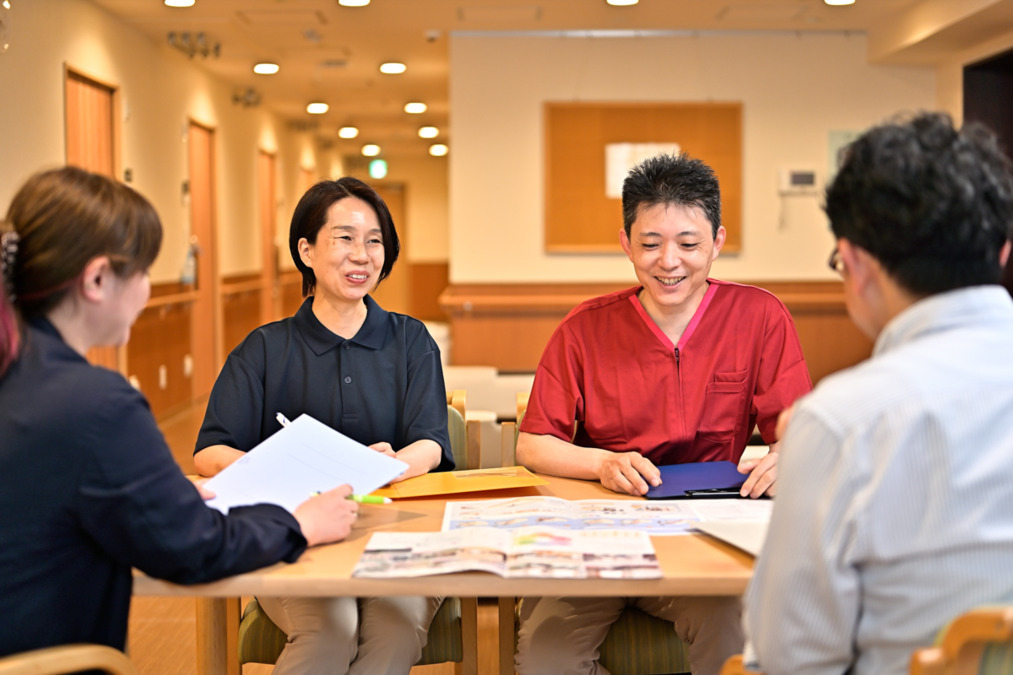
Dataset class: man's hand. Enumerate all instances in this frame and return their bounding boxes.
[596,451,661,496]
[738,450,778,498]
[293,483,358,547]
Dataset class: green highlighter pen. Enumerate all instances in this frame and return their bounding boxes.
[348,494,393,504]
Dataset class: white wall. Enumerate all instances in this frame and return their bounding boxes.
[449,31,937,284]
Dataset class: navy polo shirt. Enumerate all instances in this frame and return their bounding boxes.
[196,295,453,472]
[0,319,306,657]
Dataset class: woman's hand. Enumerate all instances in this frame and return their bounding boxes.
[293,484,358,546]
[368,441,397,459]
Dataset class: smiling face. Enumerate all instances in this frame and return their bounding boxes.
[620,202,725,325]
[298,196,385,307]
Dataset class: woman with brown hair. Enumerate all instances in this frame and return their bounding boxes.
[0,166,357,659]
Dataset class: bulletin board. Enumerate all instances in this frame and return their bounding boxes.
[544,102,742,253]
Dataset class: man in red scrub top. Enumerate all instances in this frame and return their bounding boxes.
[514,152,813,675]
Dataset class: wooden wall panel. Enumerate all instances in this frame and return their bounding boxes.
[279,272,304,318]
[410,262,449,321]
[128,286,194,420]
[545,102,742,253]
[439,281,872,383]
[221,274,264,357]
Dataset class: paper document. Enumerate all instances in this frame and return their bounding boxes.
[353,527,660,579]
[203,414,408,514]
[693,520,770,557]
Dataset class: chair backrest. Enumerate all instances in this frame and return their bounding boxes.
[446,389,481,470]
[0,644,139,675]
[910,606,1013,675]
[499,392,528,467]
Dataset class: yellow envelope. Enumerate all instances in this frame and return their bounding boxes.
[372,466,547,499]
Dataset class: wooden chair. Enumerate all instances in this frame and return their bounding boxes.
[234,390,482,674]
[497,393,692,675]
[719,606,1013,675]
[0,644,139,675]
[910,606,1013,675]
[719,654,763,674]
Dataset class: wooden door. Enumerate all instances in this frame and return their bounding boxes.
[258,151,278,323]
[65,69,121,372]
[187,121,219,399]
[369,183,411,314]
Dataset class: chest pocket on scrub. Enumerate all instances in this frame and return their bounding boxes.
[698,370,749,436]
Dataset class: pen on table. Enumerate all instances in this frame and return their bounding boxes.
[276,412,291,428]
[307,491,393,504]
[349,494,392,504]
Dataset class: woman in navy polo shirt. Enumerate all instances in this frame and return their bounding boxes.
[194,177,453,675]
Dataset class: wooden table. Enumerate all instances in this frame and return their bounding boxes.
[134,475,755,674]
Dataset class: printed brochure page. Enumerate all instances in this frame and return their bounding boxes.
[352,527,660,579]
[441,496,772,535]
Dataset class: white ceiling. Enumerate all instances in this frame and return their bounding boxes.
[86,0,1006,158]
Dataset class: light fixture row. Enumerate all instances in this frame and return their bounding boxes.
[350,143,448,158]
[252,60,407,77]
[307,102,426,115]
[336,126,440,140]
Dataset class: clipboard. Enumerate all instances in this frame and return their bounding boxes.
[644,461,747,499]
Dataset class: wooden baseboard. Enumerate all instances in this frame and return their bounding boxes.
[439,281,872,382]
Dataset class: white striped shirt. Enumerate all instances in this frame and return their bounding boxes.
[745,285,1013,675]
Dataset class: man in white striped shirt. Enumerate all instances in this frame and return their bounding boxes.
[744,111,1013,675]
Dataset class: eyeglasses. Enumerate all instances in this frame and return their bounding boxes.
[828,247,844,274]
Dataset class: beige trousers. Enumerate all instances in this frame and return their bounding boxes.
[259,595,443,675]
[515,595,743,675]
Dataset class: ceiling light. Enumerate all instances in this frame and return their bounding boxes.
[338,126,359,139]
[338,0,370,6]
[404,102,427,114]
[379,62,406,75]
[165,0,195,6]
[306,102,329,114]
[253,62,279,75]
[429,144,449,157]
[418,126,439,139]
[824,0,855,4]
[362,144,381,157]
[606,0,638,5]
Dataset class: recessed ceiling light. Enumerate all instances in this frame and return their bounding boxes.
[253,62,279,75]
[404,102,427,114]
[379,62,406,75]
[606,0,638,5]
[362,144,381,157]
[824,0,855,4]
[338,0,370,6]
[429,144,449,157]
[164,0,195,6]
[418,126,439,139]
[306,102,329,114]
[338,126,359,139]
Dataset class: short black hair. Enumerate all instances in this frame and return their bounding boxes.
[288,177,400,297]
[621,153,721,238]
[826,112,1013,296]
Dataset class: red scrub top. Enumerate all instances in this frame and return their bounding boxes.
[520,281,812,465]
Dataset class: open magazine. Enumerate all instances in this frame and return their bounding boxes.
[352,527,660,579]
